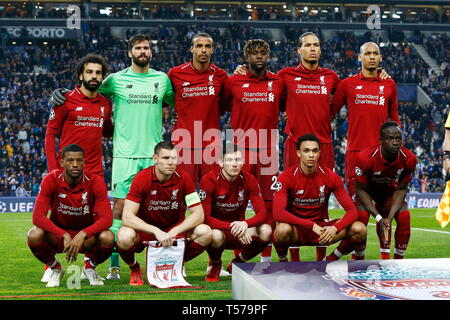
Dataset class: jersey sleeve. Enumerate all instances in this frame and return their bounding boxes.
[83,176,113,238]
[32,173,67,238]
[388,82,400,124]
[399,154,417,186]
[182,172,201,209]
[102,100,114,138]
[163,74,175,107]
[98,73,115,98]
[354,151,370,185]
[272,173,315,229]
[219,77,234,113]
[125,171,147,204]
[330,173,358,232]
[244,175,267,227]
[199,176,231,230]
[330,72,341,95]
[278,78,287,113]
[44,105,67,172]
[329,80,346,119]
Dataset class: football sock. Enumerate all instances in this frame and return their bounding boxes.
[116,243,136,266]
[90,244,114,266]
[394,210,410,258]
[109,219,122,269]
[240,237,269,261]
[316,246,327,261]
[206,246,225,265]
[260,243,272,262]
[184,240,207,262]
[28,240,56,266]
[289,247,300,261]
[380,249,390,259]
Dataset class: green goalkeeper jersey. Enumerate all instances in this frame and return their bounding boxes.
[99,67,175,158]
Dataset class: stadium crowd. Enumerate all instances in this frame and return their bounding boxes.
[0,22,448,196]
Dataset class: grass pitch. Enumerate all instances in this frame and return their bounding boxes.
[0,209,449,300]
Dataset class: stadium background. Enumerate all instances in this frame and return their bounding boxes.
[0,0,449,301]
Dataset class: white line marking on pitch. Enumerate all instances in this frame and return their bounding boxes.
[368,223,450,235]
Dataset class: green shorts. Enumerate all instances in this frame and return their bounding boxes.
[111,157,154,199]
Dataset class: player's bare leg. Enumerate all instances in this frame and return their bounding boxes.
[107,198,124,279]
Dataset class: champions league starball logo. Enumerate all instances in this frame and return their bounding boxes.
[0,201,6,213]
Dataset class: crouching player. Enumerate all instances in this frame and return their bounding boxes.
[200,142,272,281]
[115,141,212,286]
[272,134,366,261]
[334,121,416,260]
[27,144,114,287]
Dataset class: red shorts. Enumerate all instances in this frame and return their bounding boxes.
[284,138,335,170]
[292,219,340,246]
[242,148,279,202]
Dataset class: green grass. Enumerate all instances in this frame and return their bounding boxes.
[0,209,449,300]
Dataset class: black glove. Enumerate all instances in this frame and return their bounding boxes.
[49,88,70,107]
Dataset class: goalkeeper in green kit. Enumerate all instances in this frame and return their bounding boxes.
[49,34,175,279]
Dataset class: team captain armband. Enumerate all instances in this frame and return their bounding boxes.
[185,192,201,207]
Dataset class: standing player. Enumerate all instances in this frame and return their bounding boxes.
[272,134,366,261]
[27,144,114,287]
[168,33,228,187]
[49,34,175,279]
[200,142,272,281]
[115,141,211,286]
[45,54,112,178]
[329,122,416,260]
[330,42,400,200]
[220,39,285,262]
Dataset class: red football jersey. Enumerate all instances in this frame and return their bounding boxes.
[277,63,340,144]
[126,165,201,230]
[273,164,357,232]
[168,62,228,148]
[354,145,416,201]
[220,70,286,149]
[45,86,112,177]
[32,169,113,238]
[199,166,267,230]
[330,73,399,151]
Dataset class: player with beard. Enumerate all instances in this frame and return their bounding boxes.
[49,35,175,279]
[168,33,227,188]
[45,54,112,178]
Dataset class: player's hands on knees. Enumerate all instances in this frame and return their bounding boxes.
[49,88,70,107]
[64,231,86,263]
[318,226,337,245]
[230,221,248,238]
[238,230,252,245]
[312,223,324,237]
[234,64,247,75]
[377,68,392,80]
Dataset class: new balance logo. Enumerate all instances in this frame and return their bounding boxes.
[75,107,83,111]
[151,190,157,195]
[58,193,67,198]
[182,82,190,87]
[373,171,381,175]
[126,84,133,89]
[294,77,302,81]
[242,84,249,88]
[296,190,304,195]
[356,85,363,90]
